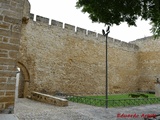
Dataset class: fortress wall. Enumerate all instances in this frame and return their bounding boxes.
[131,37,160,91]
[19,14,139,95]
[1,0,160,113]
[108,40,139,93]
[20,17,106,95]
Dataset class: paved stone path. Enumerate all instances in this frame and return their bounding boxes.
[14,98,160,120]
[0,114,18,120]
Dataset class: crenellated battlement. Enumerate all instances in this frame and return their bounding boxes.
[129,36,160,48]
[130,36,154,43]
[29,13,139,51]
[108,38,139,51]
[36,15,49,24]
[65,23,75,31]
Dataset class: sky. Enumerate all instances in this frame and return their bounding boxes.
[28,0,152,42]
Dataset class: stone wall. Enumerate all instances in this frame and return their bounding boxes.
[19,14,140,96]
[0,0,30,113]
[131,37,160,91]
[108,40,139,93]
[1,0,160,113]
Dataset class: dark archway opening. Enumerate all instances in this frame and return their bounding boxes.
[16,62,30,98]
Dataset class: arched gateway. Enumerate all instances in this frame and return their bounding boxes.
[16,62,30,98]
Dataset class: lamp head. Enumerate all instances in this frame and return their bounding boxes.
[102,29,105,35]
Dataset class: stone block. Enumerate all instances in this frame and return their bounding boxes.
[30,13,34,20]
[31,91,68,107]
[0,15,3,21]
[0,0,10,4]
[10,7,22,13]
[0,77,7,82]
[6,91,15,96]
[0,50,8,54]
[13,0,22,3]
[0,43,19,51]
[7,66,16,71]
[3,37,9,43]
[87,30,96,37]
[10,38,20,44]
[76,27,86,34]
[36,15,49,24]
[6,84,16,90]
[0,58,16,65]
[9,51,18,59]
[0,96,14,103]
[4,16,21,24]
[0,83,6,90]
[0,22,10,29]
[12,24,21,33]
[0,29,10,36]
[64,23,75,31]
[0,91,5,96]
[0,53,8,58]
[51,20,63,27]
[11,1,17,7]
[0,29,20,39]
[0,65,8,70]
[2,10,21,19]
[0,71,16,77]
[11,32,21,39]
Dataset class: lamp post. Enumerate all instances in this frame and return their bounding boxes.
[102,26,110,108]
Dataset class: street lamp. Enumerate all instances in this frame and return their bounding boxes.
[102,26,110,108]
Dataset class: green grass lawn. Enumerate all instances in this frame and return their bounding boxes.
[67,93,160,108]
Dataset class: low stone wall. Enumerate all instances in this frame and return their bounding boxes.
[30,91,68,107]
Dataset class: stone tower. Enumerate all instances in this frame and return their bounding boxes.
[0,0,30,113]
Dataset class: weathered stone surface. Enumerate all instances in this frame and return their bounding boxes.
[9,51,18,59]
[0,22,10,29]
[30,91,68,107]
[0,96,14,102]
[131,37,160,91]
[0,43,19,51]
[19,19,141,96]
[0,58,16,65]
[4,16,21,24]
[6,91,15,96]
[0,53,8,58]
[1,0,160,114]
[0,77,7,83]
[0,0,29,113]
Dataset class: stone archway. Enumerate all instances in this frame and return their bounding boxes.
[17,62,30,98]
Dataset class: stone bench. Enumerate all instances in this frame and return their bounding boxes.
[30,91,68,107]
